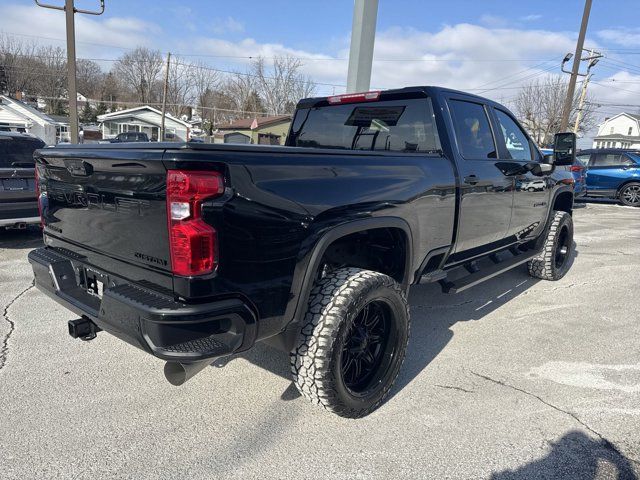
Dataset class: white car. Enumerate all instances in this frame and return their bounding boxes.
[520,179,546,192]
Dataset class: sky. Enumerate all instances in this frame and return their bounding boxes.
[1,0,640,145]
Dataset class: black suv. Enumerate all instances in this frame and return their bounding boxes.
[108,132,150,143]
[0,132,46,228]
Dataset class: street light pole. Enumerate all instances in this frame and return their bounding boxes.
[346,0,379,93]
[559,0,592,132]
[34,0,105,144]
[64,0,78,144]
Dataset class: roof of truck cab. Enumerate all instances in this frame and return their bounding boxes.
[295,86,502,109]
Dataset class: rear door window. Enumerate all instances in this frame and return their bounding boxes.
[494,110,533,161]
[288,98,441,153]
[592,153,624,167]
[449,100,497,159]
[0,136,45,168]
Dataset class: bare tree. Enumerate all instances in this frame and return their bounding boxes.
[191,61,219,121]
[0,34,41,96]
[223,73,264,116]
[163,56,196,117]
[250,56,316,115]
[33,46,67,115]
[515,76,596,147]
[76,59,104,99]
[113,47,163,104]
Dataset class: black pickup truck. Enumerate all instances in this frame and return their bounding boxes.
[29,86,577,418]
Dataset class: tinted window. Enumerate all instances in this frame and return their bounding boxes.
[591,153,633,167]
[449,100,497,159]
[288,98,441,153]
[0,136,45,167]
[495,110,532,161]
[576,154,590,166]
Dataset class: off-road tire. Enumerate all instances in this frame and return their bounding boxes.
[527,211,574,281]
[618,182,640,207]
[290,268,409,418]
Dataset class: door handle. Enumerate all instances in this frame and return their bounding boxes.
[463,175,479,185]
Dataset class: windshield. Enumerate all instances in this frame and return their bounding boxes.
[0,136,45,168]
[288,98,441,153]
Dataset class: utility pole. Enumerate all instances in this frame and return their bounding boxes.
[573,74,591,134]
[561,47,601,134]
[559,0,592,132]
[34,1,105,144]
[160,52,171,142]
[346,0,379,93]
[572,49,601,134]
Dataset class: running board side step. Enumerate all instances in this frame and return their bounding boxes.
[439,250,537,294]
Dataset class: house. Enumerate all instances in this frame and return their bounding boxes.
[216,115,291,145]
[97,106,191,142]
[0,95,68,145]
[592,113,640,149]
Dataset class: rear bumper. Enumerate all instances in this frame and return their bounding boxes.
[0,201,39,226]
[28,247,257,362]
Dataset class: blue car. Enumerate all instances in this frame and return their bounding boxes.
[577,149,640,207]
[541,148,586,197]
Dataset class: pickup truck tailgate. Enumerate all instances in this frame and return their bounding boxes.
[38,149,171,273]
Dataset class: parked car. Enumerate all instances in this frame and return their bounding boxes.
[576,148,640,206]
[28,86,576,418]
[542,147,586,198]
[107,132,150,143]
[0,132,46,228]
[520,179,546,192]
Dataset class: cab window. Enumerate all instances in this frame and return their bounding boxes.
[494,110,533,161]
[449,100,497,159]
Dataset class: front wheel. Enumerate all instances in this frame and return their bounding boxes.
[527,211,574,281]
[290,268,409,418]
[619,182,640,207]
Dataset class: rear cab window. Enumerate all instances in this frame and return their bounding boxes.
[448,100,497,159]
[0,136,46,168]
[287,98,441,153]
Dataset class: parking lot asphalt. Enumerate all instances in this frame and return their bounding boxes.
[1,202,639,480]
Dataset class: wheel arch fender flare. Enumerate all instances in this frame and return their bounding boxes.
[549,186,574,216]
[287,216,414,328]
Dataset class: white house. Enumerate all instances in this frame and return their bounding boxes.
[0,95,68,145]
[592,113,640,149]
[97,106,191,141]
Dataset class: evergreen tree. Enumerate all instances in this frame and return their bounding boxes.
[80,102,96,123]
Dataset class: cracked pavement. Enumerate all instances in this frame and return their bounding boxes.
[0,203,639,480]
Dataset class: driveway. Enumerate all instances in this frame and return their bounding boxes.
[1,203,638,479]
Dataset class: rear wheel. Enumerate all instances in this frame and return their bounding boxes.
[527,211,574,281]
[290,268,409,418]
[619,182,640,207]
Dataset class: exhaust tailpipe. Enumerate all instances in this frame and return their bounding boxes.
[164,360,212,386]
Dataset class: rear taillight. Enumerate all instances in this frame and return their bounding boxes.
[166,170,224,276]
[570,165,583,172]
[34,164,44,229]
[327,90,381,104]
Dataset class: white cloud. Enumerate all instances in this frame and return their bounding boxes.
[2,2,639,144]
[211,17,245,35]
[0,3,160,56]
[479,14,509,28]
[521,14,542,22]
[597,28,640,47]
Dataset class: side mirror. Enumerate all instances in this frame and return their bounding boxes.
[530,162,554,175]
[553,132,576,166]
